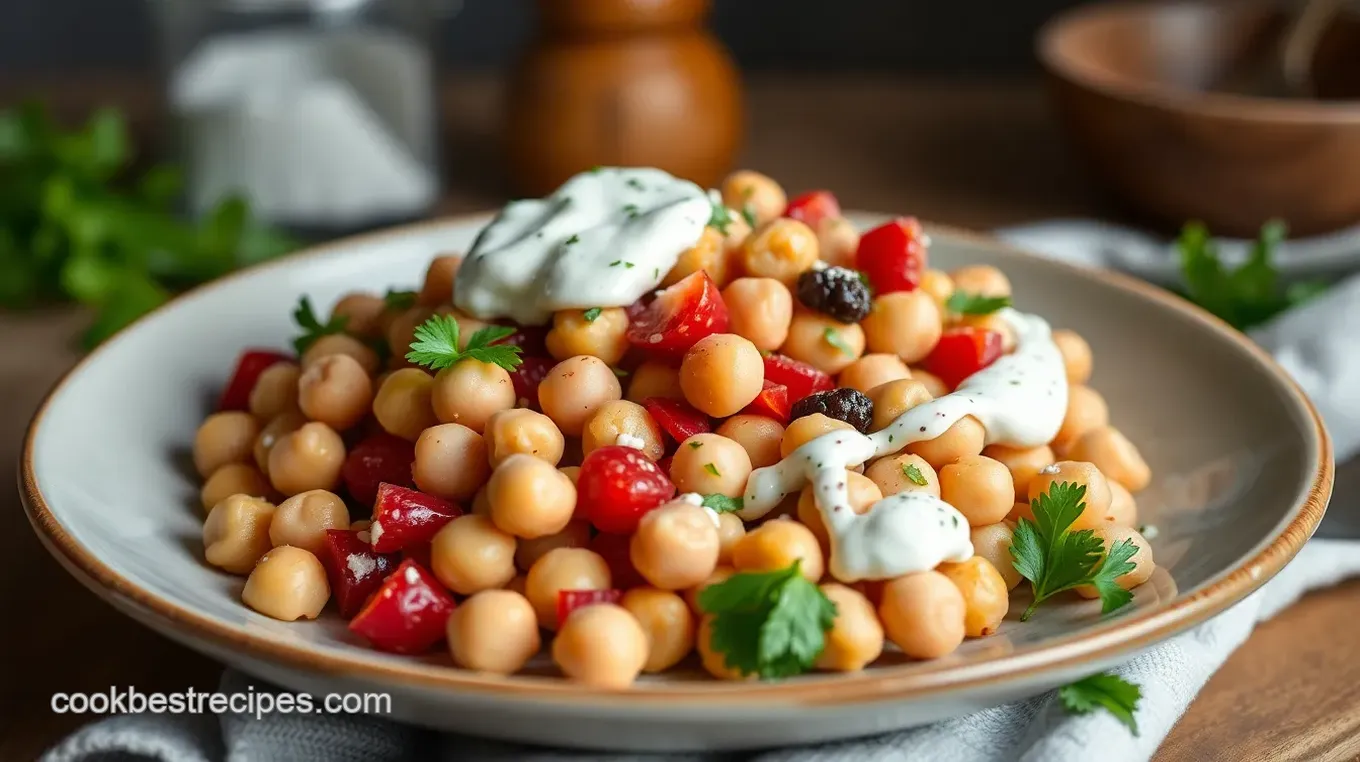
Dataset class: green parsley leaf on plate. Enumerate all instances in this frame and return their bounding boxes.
[582,307,603,323]
[405,315,522,372]
[701,494,743,513]
[291,296,349,355]
[1059,672,1142,735]
[822,327,853,355]
[945,291,1012,315]
[383,289,417,311]
[903,462,928,486]
[697,561,837,679]
[709,202,734,234]
[1177,220,1327,331]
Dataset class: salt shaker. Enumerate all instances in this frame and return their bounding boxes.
[149,0,455,232]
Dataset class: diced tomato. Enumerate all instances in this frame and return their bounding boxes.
[348,559,455,654]
[402,543,433,571]
[370,483,462,553]
[512,356,555,410]
[495,324,549,357]
[557,589,623,625]
[783,190,842,230]
[642,397,710,443]
[577,446,676,534]
[762,354,834,404]
[740,380,791,422]
[218,349,292,411]
[626,271,728,357]
[588,532,647,590]
[856,217,928,295]
[341,434,416,507]
[320,529,401,618]
[922,328,1005,390]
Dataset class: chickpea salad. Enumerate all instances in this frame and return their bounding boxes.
[193,167,1156,688]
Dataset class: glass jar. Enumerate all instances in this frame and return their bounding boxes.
[149,0,457,233]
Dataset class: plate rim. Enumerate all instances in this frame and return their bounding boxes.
[19,213,1333,708]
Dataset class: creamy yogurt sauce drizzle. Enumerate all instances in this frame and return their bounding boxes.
[453,167,711,325]
[740,308,1069,582]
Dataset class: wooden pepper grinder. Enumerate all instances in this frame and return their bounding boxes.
[505,0,744,196]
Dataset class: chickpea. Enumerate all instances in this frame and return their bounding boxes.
[1028,460,1112,530]
[949,265,1011,299]
[446,589,540,675]
[372,368,438,441]
[267,422,345,496]
[626,361,684,404]
[878,571,966,659]
[1052,329,1093,385]
[685,565,736,614]
[201,463,272,513]
[861,291,943,364]
[630,502,721,590]
[910,368,949,398]
[1053,385,1110,453]
[419,255,462,306]
[937,556,1009,637]
[864,454,939,498]
[780,413,856,458]
[538,355,622,436]
[488,454,577,539]
[982,444,1055,501]
[485,408,565,468]
[816,216,860,270]
[621,587,696,673]
[253,411,306,476]
[241,545,329,621]
[431,359,516,433]
[248,362,301,420]
[505,574,528,596]
[905,415,986,470]
[716,415,785,468]
[663,227,729,288]
[1106,481,1138,528]
[721,278,794,352]
[330,292,387,338]
[867,378,933,431]
[838,354,910,394]
[741,219,820,286]
[194,411,262,478]
[732,519,824,582]
[545,307,631,366]
[918,269,955,311]
[386,305,435,362]
[431,515,517,595]
[1075,526,1155,598]
[559,465,581,485]
[797,471,882,550]
[953,313,1017,353]
[516,520,591,572]
[1067,426,1151,493]
[697,615,748,680]
[268,489,350,555]
[970,522,1023,589]
[203,494,276,574]
[670,433,752,497]
[552,603,648,688]
[780,311,865,375]
[301,333,380,376]
[413,424,489,502]
[720,170,786,226]
[350,519,371,532]
[582,400,665,461]
[939,455,1014,527]
[715,512,746,564]
[815,584,884,672]
[679,333,764,417]
[298,354,373,431]
[525,547,612,630]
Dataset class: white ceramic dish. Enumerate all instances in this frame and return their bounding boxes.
[21,214,1331,751]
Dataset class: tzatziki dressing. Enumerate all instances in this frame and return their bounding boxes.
[453,167,711,325]
[739,308,1069,582]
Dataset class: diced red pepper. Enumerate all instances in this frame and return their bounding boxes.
[495,324,549,357]
[783,190,842,230]
[512,356,556,410]
[626,271,728,358]
[370,483,462,553]
[557,589,623,625]
[341,434,416,507]
[320,529,401,618]
[218,349,292,411]
[402,542,433,571]
[740,380,791,422]
[922,328,1005,390]
[577,446,676,534]
[587,532,647,590]
[762,354,834,404]
[642,397,711,444]
[348,559,455,654]
[856,217,928,295]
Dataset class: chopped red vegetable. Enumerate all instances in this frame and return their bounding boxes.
[557,589,623,626]
[320,529,401,618]
[856,217,928,295]
[587,532,647,590]
[741,380,791,422]
[341,434,416,507]
[783,190,841,230]
[762,354,834,404]
[370,483,462,553]
[512,356,556,410]
[626,271,728,357]
[218,349,292,411]
[402,542,434,572]
[577,445,676,534]
[642,397,711,443]
[348,559,455,654]
[923,328,1005,390]
[495,324,549,357]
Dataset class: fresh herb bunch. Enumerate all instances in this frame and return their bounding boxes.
[1177,220,1327,331]
[1059,672,1142,734]
[0,103,297,346]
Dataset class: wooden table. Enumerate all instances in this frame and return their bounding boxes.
[4,74,1359,761]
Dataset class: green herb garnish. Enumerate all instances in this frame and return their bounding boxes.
[292,296,349,355]
[688,441,703,450]
[701,494,743,513]
[1059,673,1142,735]
[903,463,928,486]
[609,260,634,268]
[945,291,1012,315]
[1177,220,1326,330]
[405,315,523,372]
[564,234,580,245]
[741,203,758,228]
[626,178,644,191]
[383,289,417,311]
[698,561,837,679]
[623,204,640,219]
[703,463,721,477]
[709,202,735,234]
[582,307,603,323]
[822,327,853,355]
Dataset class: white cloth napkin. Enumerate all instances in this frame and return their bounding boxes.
[42,221,1360,762]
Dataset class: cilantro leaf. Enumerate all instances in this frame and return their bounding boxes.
[822,327,853,355]
[1088,538,1139,614]
[291,296,349,355]
[741,203,758,228]
[703,463,721,477]
[709,202,734,234]
[384,289,417,311]
[1176,220,1327,330]
[405,315,522,372]
[903,462,928,486]
[698,561,837,679]
[582,307,603,323]
[1059,672,1142,735]
[946,291,1012,315]
[701,494,743,513]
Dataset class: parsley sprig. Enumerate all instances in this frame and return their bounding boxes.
[383,289,417,311]
[405,315,523,372]
[709,201,735,234]
[1177,220,1326,330]
[582,307,603,323]
[903,462,928,486]
[701,494,743,513]
[1008,482,1139,621]
[292,296,349,355]
[698,561,837,679]
[822,327,853,355]
[946,291,1012,315]
[1059,672,1142,735]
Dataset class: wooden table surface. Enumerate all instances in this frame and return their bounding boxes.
[4,73,1360,761]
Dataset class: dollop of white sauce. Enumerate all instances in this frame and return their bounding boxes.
[739,308,1069,582]
[453,167,711,325]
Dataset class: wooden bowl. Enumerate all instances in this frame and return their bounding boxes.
[1039,0,1360,237]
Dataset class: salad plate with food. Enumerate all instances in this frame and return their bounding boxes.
[21,167,1330,750]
